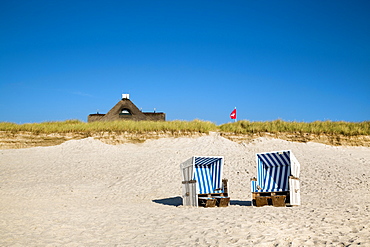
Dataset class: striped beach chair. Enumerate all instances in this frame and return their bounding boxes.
[181,156,230,207]
[251,150,301,207]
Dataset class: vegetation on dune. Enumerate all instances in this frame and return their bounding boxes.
[0,119,218,134]
[0,119,369,148]
[0,119,369,136]
[219,120,370,136]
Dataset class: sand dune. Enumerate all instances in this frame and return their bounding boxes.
[1,133,369,246]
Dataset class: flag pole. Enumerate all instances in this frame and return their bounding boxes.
[230,107,237,122]
[234,107,237,122]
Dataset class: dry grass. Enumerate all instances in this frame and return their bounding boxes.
[0,119,369,148]
[1,119,369,136]
[219,120,370,136]
[0,119,218,134]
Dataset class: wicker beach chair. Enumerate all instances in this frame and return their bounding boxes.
[181,156,230,207]
[251,150,301,207]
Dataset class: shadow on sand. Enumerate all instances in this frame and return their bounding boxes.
[230,200,252,206]
[152,197,252,207]
[152,196,183,207]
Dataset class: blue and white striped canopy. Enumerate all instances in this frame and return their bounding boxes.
[193,157,223,194]
[254,151,291,192]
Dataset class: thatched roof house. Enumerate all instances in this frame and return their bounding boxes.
[88,94,165,122]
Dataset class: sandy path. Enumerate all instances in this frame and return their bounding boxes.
[1,133,369,246]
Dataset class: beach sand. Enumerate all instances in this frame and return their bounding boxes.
[1,133,369,246]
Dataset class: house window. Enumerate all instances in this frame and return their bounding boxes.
[120,108,131,115]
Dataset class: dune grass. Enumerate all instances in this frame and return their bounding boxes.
[0,119,369,136]
[0,119,218,135]
[219,120,370,136]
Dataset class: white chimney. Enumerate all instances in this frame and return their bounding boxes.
[122,94,130,99]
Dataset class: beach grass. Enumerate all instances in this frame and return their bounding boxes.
[0,119,218,134]
[218,120,370,136]
[0,119,369,136]
[1,119,369,148]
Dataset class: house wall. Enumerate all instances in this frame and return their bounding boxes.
[88,114,105,122]
[143,113,166,121]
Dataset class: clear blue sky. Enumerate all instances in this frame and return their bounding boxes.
[1,1,369,124]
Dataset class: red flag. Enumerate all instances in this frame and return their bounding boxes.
[230,108,236,119]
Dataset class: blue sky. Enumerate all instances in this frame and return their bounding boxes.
[1,0,369,124]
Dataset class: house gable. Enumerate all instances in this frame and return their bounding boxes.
[88,94,165,122]
[103,98,147,121]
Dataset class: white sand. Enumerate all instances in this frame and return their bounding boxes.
[1,133,369,246]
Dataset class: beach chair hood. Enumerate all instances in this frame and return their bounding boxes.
[251,150,301,206]
[181,156,225,207]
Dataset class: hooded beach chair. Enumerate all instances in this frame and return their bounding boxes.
[181,156,230,207]
[251,150,301,207]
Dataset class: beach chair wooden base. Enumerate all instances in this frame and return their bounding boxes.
[214,196,230,207]
[198,191,230,207]
[198,197,217,207]
[253,192,289,207]
[272,195,286,207]
[255,196,269,207]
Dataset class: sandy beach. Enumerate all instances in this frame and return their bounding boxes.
[1,133,369,246]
